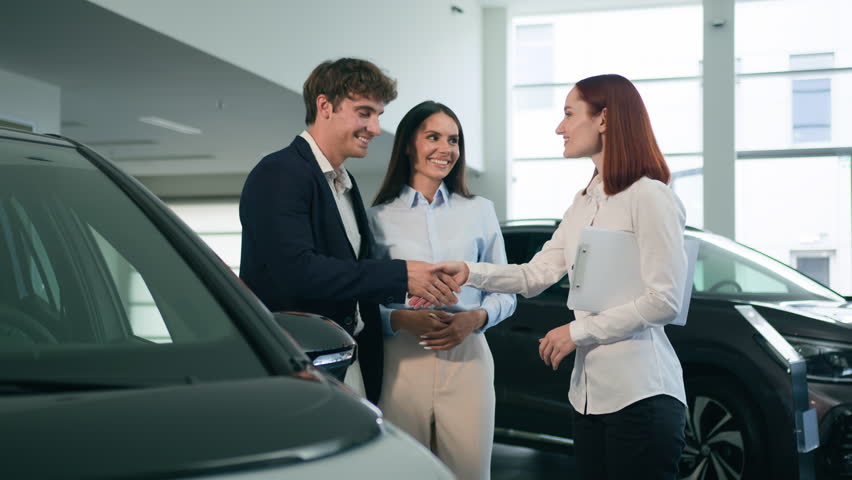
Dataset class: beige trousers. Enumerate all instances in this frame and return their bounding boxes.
[379,329,495,480]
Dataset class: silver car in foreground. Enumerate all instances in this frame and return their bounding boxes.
[0,127,452,480]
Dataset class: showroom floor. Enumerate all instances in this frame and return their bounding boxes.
[491,443,577,479]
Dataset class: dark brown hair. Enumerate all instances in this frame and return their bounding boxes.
[575,74,670,196]
[302,58,398,125]
[373,101,473,206]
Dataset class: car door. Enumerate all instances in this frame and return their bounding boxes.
[488,227,575,438]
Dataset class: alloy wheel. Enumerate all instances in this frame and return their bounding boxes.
[680,395,746,480]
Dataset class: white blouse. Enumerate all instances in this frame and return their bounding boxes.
[465,175,688,414]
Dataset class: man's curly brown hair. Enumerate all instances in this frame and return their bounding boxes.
[303,58,398,125]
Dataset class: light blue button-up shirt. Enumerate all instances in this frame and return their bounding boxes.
[367,183,516,336]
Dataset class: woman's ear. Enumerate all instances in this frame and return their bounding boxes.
[598,107,607,134]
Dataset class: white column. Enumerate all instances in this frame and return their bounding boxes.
[478,7,510,221]
[702,0,736,238]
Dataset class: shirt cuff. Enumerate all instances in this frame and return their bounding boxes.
[569,318,594,347]
[379,305,400,337]
[465,261,483,288]
[476,305,496,333]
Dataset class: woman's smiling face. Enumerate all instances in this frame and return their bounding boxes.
[409,112,461,187]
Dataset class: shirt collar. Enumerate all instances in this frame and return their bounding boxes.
[586,174,606,201]
[300,130,352,192]
[401,182,451,208]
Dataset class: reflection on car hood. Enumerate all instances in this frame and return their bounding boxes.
[1,375,380,479]
[754,300,852,326]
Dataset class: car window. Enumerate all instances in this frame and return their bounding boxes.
[691,232,844,302]
[90,228,171,343]
[695,242,788,294]
[8,198,61,313]
[0,137,270,384]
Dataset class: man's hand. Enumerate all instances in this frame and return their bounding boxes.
[406,260,459,307]
[538,323,577,370]
[419,309,487,351]
[391,309,453,338]
[408,262,469,309]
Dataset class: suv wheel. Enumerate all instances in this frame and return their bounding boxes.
[679,377,766,480]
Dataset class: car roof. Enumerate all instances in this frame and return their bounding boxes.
[0,126,74,148]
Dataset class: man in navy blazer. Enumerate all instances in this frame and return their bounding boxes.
[239,58,458,404]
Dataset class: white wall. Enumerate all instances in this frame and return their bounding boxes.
[0,67,60,134]
[88,0,485,171]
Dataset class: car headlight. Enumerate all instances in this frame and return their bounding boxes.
[784,336,852,383]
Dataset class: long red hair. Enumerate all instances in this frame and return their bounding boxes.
[576,74,670,196]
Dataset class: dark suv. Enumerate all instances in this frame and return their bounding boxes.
[488,219,852,480]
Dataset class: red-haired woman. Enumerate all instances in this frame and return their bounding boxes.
[436,74,688,479]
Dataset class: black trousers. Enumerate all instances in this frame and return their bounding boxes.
[572,394,686,480]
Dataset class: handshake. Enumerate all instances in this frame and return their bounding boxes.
[405,260,471,308]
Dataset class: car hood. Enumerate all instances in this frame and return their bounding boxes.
[1,374,381,479]
[751,299,852,328]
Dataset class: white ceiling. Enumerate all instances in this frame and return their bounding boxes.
[0,0,394,178]
[0,0,708,180]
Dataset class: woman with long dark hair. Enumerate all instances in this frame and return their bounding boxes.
[368,101,516,480]
[436,74,689,479]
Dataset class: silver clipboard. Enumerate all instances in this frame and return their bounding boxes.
[566,226,698,326]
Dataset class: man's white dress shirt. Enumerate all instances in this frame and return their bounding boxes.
[466,175,688,415]
[299,131,366,396]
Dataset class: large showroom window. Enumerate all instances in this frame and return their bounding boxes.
[509,4,704,227]
[510,0,852,295]
[168,200,242,276]
[735,0,851,295]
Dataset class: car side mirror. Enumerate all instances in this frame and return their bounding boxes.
[272,312,356,382]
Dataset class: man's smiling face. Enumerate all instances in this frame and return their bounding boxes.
[323,95,384,166]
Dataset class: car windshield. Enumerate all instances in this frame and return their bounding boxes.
[0,135,269,388]
[689,230,845,303]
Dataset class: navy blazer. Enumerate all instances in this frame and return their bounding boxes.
[239,135,407,403]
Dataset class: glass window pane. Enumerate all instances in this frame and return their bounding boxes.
[91,228,171,343]
[510,159,593,220]
[736,156,852,295]
[736,0,852,73]
[168,200,242,274]
[199,233,242,268]
[796,256,831,286]
[514,24,553,85]
[516,5,701,82]
[512,86,568,159]
[668,155,704,229]
[736,71,851,150]
[790,53,835,71]
[694,241,788,295]
[168,201,241,233]
[636,80,702,154]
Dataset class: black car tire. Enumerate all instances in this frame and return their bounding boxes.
[680,376,767,480]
